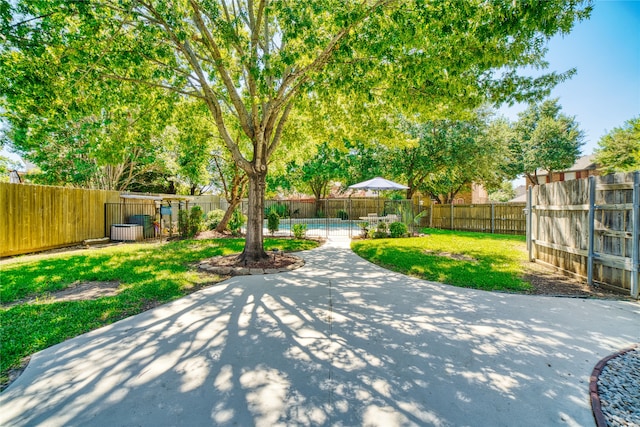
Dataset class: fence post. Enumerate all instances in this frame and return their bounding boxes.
[526,186,533,261]
[587,176,596,287]
[491,203,495,234]
[429,205,433,228]
[450,203,454,230]
[631,172,639,298]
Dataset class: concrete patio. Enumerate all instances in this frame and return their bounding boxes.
[1,237,639,426]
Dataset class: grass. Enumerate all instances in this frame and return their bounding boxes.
[0,238,318,387]
[351,228,532,292]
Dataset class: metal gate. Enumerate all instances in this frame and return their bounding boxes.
[253,198,420,238]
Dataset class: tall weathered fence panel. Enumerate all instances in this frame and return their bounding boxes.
[429,203,526,235]
[529,172,639,297]
[0,183,120,257]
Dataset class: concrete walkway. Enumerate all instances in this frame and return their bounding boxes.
[2,237,639,426]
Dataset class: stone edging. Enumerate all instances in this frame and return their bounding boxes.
[590,344,639,427]
[197,256,305,276]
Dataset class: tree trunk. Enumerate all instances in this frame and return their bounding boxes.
[238,171,268,262]
[216,199,241,233]
[406,187,415,200]
[314,197,323,217]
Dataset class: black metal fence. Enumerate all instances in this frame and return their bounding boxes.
[105,200,225,241]
[105,198,421,241]
[252,198,422,238]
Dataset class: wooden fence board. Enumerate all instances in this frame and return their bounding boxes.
[529,172,639,297]
[427,203,526,235]
[0,183,121,257]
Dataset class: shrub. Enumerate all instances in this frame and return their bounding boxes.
[228,209,246,235]
[372,221,389,238]
[189,206,204,237]
[358,221,369,238]
[389,221,408,238]
[336,209,349,220]
[267,210,280,235]
[178,210,189,237]
[178,206,204,238]
[205,209,226,230]
[292,223,308,239]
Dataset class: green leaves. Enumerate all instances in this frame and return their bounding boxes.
[2,0,592,256]
[507,98,584,184]
[595,116,640,174]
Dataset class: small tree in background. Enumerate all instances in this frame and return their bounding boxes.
[595,116,640,174]
[267,210,280,236]
[488,182,517,202]
[505,99,584,185]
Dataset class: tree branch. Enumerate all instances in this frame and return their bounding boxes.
[189,0,254,140]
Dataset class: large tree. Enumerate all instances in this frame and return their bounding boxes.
[595,116,640,174]
[1,0,592,261]
[416,117,505,203]
[385,110,509,201]
[504,98,584,185]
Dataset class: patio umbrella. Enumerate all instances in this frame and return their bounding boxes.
[348,177,409,191]
[348,177,408,214]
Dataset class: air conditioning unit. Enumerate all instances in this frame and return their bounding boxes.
[110,224,143,241]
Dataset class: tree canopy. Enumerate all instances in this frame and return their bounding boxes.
[1,0,592,260]
[595,116,640,174]
[502,98,584,185]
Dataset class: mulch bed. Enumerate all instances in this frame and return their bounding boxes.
[205,253,301,270]
[522,261,631,299]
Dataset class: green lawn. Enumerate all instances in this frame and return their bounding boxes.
[0,238,318,388]
[352,228,532,292]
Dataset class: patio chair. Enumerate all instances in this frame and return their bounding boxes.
[385,214,399,223]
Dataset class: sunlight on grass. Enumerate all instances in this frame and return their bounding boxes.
[351,228,531,292]
[0,237,318,387]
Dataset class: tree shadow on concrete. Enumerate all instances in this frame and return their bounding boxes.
[1,239,639,426]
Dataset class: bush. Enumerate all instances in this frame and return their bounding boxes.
[372,221,389,238]
[189,205,204,237]
[358,221,369,238]
[336,209,349,220]
[178,210,189,237]
[267,210,280,235]
[178,206,204,238]
[228,209,246,235]
[292,223,308,239]
[389,221,408,238]
[205,209,226,230]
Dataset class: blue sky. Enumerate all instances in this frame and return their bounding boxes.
[500,0,640,156]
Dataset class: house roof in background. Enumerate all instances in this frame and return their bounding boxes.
[536,154,598,176]
[509,193,527,203]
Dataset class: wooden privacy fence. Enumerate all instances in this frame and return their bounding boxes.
[0,183,120,257]
[527,172,640,298]
[428,203,526,235]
